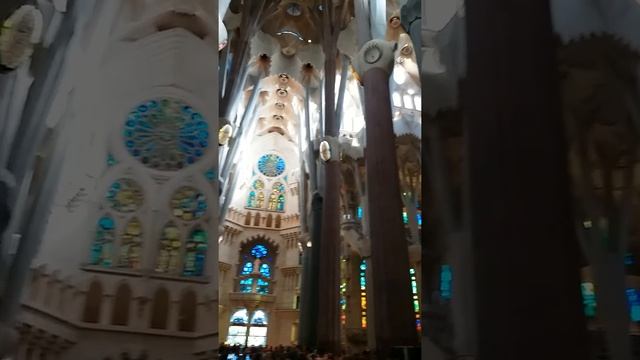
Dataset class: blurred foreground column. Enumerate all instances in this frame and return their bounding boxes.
[464,1,588,359]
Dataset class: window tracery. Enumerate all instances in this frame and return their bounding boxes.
[183,227,208,276]
[118,217,143,269]
[155,222,181,273]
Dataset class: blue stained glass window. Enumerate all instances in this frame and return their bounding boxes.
[251,245,268,258]
[123,98,209,171]
[581,282,597,317]
[259,263,271,278]
[277,194,285,212]
[357,207,363,219]
[241,262,253,275]
[183,228,207,276]
[440,265,452,300]
[240,278,253,293]
[257,279,269,294]
[91,216,116,267]
[627,289,640,322]
[625,253,635,265]
[257,154,286,177]
[402,211,409,224]
[417,212,422,226]
[230,309,249,324]
[107,153,117,166]
[204,168,216,181]
[251,310,268,325]
[247,191,257,208]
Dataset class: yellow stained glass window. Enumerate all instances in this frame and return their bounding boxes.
[156,222,181,273]
[118,218,142,269]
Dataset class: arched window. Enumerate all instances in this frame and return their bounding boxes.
[178,290,197,332]
[91,216,115,267]
[156,222,181,274]
[118,217,143,269]
[150,288,169,329]
[275,215,282,228]
[183,228,208,276]
[83,281,103,323]
[105,178,143,213]
[266,214,273,227]
[171,186,207,221]
[111,283,132,326]
[268,182,285,212]
[256,192,265,208]
[237,243,274,294]
[267,193,278,211]
[245,212,252,226]
[247,191,257,208]
[225,309,269,347]
[277,194,285,212]
[253,213,261,226]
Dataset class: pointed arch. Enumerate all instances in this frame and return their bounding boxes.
[150,287,169,329]
[266,214,273,228]
[267,193,278,211]
[118,217,143,269]
[183,227,208,277]
[83,280,103,323]
[245,211,252,226]
[253,212,261,226]
[91,215,116,267]
[111,283,132,326]
[256,191,265,208]
[275,214,282,228]
[277,194,285,212]
[178,290,197,332]
[156,222,181,274]
[247,191,257,208]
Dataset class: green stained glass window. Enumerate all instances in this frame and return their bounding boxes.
[183,228,207,276]
[123,98,209,171]
[106,178,143,213]
[91,216,115,267]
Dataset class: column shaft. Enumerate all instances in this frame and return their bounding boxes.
[464,1,588,359]
[362,68,418,356]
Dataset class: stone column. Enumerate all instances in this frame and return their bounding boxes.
[299,195,322,349]
[464,1,588,359]
[354,40,418,358]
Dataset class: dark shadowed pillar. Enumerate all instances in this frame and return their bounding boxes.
[464,1,588,359]
[355,39,419,358]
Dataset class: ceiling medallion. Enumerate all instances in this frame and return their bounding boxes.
[389,16,401,29]
[0,5,43,70]
[364,44,382,64]
[275,102,285,110]
[278,73,290,84]
[276,89,288,98]
[400,44,413,56]
[273,115,284,121]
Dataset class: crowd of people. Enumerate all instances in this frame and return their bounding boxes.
[218,344,372,360]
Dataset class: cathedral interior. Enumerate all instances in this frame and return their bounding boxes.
[1,0,640,360]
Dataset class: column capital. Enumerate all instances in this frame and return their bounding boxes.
[353,39,397,79]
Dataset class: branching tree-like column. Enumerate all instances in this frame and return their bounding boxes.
[354,39,418,358]
[465,1,587,359]
[316,0,351,354]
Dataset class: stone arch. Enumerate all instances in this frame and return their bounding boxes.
[266,213,273,228]
[253,212,261,226]
[111,282,132,326]
[82,280,103,323]
[178,288,197,332]
[245,211,252,226]
[275,214,282,228]
[150,287,170,329]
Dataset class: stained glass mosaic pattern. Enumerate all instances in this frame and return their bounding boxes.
[257,154,285,177]
[91,216,115,267]
[118,218,143,269]
[156,222,181,273]
[240,278,253,293]
[259,263,271,278]
[106,179,144,213]
[123,98,209,171]
[256,279,269,294]
[253,179,265,190]
[171,186,207,221]
[251,244,268,258]
[241,262,253,275]
[247,191,257,208]
[267,182,285,211]
[183,228,207,276]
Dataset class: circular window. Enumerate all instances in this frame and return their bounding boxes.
[170,186,207,221]
[251,244,268,258]
[253,179,265,190]
[257,154,286,177]
[105,179,144,213]
[123,98,209,171]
